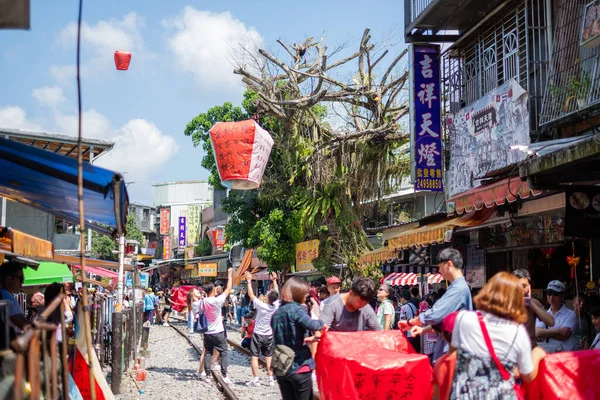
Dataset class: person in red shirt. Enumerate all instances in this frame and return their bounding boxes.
[241,311,256,350]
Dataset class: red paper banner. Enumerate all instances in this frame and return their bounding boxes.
[316,330,433,400]
[160,207,171,235]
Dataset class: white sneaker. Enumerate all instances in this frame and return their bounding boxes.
[268,376,276,387]
[246,379,261,387]
[188,329,194,334]
[163,322,169,326]
[200,373,212,382]
[197,371,206,380]
[222,377,232,384]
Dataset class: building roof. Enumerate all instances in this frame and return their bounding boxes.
[0,127,114,161]
[152,180,211,187]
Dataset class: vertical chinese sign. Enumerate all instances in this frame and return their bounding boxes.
[178,216,186,249]
[413,45,444,192]
[163,236,171,260]
[186,205,201,245]
[295,240,319,272]
[160,207,171,235]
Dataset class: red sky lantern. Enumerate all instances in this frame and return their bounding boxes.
[114,51,131,70]
[209,120,274,190]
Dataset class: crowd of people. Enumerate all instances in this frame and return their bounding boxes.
[132,246,600,400]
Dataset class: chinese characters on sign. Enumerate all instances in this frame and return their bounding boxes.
[186,205,201,245]
[163,235,171,260]
[413,45,443,192]
[295,240,319,272]
[197,262,218,277]
[160,207,171,235]
[178,217,186,249]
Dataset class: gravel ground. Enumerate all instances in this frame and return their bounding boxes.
[116,321,282,400]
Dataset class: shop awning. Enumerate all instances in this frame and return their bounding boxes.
[1,228,54,259]
[23,262,73,286]
[384,272,444,286]
[0,136,128,235]
[448,177,542,215]
[520,133,600,190]
[387,208,496,250]
[360,246,400,266]
[72,264,119,279]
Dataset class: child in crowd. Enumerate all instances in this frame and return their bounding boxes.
[241,311,256,350]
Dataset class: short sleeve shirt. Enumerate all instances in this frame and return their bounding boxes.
[204,293,228,335]
[321,294,381,332]
[535,305,577,351]
[1,289,24,333]
[377,300,395,330]
[452,311,533,375]
[253,298,280,336]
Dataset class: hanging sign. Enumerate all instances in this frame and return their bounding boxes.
[209,120,274,190]
[565,186,600,238]
[412,44,444,193]
[160,207,171,235]
[296,240,319,272]
[197,262,218,277]
[163,235,171,260]
[178,216,187,249]
[186,205,201,245]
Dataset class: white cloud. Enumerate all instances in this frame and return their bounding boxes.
[32,86,65,108]
[56,12,146,74]
[94,119,179,179]
[0,106,42,131]
[164,7,263,91]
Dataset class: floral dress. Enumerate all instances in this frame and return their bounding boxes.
[450,349,518,400]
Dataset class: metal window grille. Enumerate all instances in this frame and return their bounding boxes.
[539,0,600,125]
[442,0,550,134]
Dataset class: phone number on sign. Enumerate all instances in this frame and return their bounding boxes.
[415,178,443,190]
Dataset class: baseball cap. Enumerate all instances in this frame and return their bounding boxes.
[546,280,566,294]
[147,288,153,293]
[327,276,341,285]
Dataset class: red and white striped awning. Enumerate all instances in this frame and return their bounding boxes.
[384,272,444,286]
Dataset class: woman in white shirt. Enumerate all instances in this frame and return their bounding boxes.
[450,272,547,399]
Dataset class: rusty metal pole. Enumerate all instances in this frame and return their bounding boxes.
[111,312,123,394]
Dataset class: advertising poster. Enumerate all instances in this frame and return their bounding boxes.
[186,205,201,245]
[178,216,186,249]
[197,263,218,277]
[446,79,530,196]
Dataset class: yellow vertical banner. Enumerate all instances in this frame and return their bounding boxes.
[295,240,319,272]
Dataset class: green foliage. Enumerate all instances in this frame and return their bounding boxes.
[91,232,117,261]
[195,238,212,257]
[125,213,145,245]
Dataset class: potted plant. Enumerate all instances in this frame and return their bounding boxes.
[550,73,592,111]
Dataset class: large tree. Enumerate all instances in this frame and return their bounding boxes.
[185,29,409,276]
[91,213,145,260]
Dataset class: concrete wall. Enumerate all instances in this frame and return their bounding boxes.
[1,199,55,241]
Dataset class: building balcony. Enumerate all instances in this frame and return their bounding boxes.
[539,0,600,126]
[404,0,506,42]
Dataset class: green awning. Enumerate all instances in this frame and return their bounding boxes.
[23,262,73,286]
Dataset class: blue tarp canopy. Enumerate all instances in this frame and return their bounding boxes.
[0,136,128,235]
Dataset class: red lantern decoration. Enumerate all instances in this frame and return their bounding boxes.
[114,51,131,70]
[209,120,274,190]
[540,247,557,259]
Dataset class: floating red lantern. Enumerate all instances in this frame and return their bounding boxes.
[209,120,274,190]
[114,51,131,70]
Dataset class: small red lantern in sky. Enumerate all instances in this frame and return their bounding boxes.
[209,120,274,190]
[114,51,131,70]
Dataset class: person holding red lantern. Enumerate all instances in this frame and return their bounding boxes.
[535,280,577,351]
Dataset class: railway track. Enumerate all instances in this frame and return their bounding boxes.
[168,319,320,400]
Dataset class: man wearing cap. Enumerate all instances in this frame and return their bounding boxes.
[320,276,341,312]
[535,280,577,351]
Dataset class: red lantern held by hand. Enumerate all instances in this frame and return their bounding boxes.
[114,51,131,70]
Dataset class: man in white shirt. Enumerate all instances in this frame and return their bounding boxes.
[244,271,279,387]
[200,268,233,383]
[535,280,577,352]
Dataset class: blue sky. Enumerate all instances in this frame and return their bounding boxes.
[0,1,405,204]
